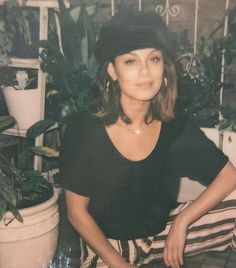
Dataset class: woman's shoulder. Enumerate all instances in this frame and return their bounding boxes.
[65,109,102,132]
[60,109,104,153]
[163,114,204,144]
[163,114,188,137]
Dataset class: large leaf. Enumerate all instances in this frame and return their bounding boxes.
[0,174,16,205]
[57,0,82,68]
[31,146,59,158]
[6,203,23,223]
[0,134,19,147]
[77,5,96,62]
[26,119,56,139]
[0,116,16,133]
[0,197,7,221]
[39,41,74,96]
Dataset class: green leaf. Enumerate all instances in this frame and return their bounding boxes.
[26,119,56,139]
[77,5,96,62]
[0,134,19,147]
[0,116,16,133]
[31,146,59,158]
[0,174,16,205]
[7,203,23,223]
[58,0,82,68]
[0,197,7,221]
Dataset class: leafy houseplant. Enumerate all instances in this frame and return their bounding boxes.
[0,122,59,268]
[0,0,36,75]
[33,0,97,179]
[176,7,236,130]
[0,116,59,268]
[0,116,53,223]
[40,0,96,122]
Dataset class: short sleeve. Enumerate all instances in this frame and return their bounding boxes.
[59,113,95,196]
[169,121,228,185]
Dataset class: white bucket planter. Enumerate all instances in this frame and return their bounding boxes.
[2,86,41,130]
[0,190,60,268]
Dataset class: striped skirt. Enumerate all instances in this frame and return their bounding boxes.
[80,190,236,267]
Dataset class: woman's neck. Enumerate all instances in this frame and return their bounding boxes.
[120,98,151,126]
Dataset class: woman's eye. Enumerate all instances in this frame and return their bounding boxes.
[125,59,136,65]
[150,56,161,62]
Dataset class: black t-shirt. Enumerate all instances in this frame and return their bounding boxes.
[59,111,228,240]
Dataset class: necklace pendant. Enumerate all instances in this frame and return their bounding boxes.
[134,129,141,134]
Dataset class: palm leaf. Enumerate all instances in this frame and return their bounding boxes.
[0,197,7,221]
[0,134,19,147]
[26,119,56,139]
[0,174,16,205]
[31,146,59,158]
[77,4,96,60]
[0,116,16,133]
[57,0,82,68]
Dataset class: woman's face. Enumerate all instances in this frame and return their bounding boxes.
[107,48,164,103]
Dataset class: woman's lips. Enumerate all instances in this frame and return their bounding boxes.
[136,82,153,88]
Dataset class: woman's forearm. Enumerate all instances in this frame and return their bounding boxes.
[68,210,129,268]
[177,161,236,226]
[163,161,236,267]
[65,190,133,268]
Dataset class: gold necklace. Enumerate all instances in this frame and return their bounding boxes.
[120,122,146,135]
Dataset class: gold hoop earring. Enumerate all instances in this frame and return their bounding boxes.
[164,77,168,87]
[106,81,110,92]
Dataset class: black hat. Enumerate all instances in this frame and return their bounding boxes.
[95,9,176,65]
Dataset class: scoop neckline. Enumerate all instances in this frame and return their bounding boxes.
[102,121,164,163]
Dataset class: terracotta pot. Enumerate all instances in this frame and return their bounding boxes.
[0,190,60,268]
[2,86,41,130]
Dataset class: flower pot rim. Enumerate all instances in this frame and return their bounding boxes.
[3,188,59,221]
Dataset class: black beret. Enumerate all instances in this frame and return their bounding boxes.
[95,9,176,65]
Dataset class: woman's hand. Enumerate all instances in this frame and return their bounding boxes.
[163,216,188,268]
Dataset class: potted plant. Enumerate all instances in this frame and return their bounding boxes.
[31,0,98,181]
[40,0,97,122]
[0,0,41,131]
[0,115,59,268]
[1,68,41,131]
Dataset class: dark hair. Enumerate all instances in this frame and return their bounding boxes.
[94,9,177,125]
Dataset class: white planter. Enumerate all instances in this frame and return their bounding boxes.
[2,86,41,130]
[0,190,60,268]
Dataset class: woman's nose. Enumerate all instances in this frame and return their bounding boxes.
[139,62,150,75]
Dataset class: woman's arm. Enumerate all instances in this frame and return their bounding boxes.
[164,161,236,268]
[65,190,134,268]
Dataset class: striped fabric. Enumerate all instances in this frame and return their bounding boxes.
[80,190,236,267]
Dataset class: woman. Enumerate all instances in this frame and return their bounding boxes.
[60,9,236,268]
